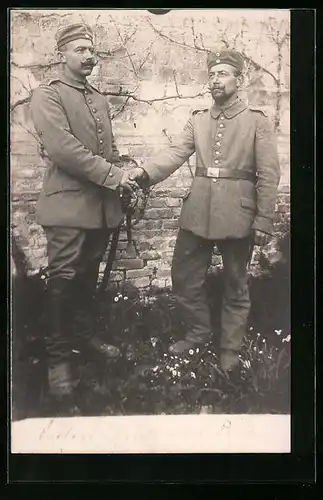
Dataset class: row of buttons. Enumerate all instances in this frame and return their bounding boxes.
[84,89,104,155]
[212,113,225,180]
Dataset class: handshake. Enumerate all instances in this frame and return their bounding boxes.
[119,166,149,195]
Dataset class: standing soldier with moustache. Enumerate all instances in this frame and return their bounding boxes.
[30,24,137,402]
[127,49,281,374]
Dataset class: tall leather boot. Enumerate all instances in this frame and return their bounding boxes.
[46,278,75,399]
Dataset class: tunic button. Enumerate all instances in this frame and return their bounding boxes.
[219,124,224,128]
[214,160,219,164]
[212,178,218,183]
[84,90,88,95]
[215,151,220,155]
[98,128,102,133]
[220,115,224,120]
[92,108,97,113]
[99,139,103,144]
[216,141,221,146]
[100,150,104,154]
[109,173,113,177]
[88,99,92,104]
[217,133,222,137]
[96,117,101,121]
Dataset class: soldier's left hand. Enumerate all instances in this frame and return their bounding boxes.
[253,229,271,247]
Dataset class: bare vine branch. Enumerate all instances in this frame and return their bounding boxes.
[12,118,41,144]
[109,15,138,77]
[149,19,279,85]
[11,60,60,70]
[11,95,32,112]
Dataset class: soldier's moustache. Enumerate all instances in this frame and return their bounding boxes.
[82,59,97,67]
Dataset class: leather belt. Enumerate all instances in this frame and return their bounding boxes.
[195,167,256,183]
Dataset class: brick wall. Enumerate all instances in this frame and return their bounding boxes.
[10,9,290,287]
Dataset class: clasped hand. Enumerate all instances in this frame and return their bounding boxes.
[119,167,146,195]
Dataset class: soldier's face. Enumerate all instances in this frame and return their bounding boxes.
[208,64,241,102]
[59,39,97,78]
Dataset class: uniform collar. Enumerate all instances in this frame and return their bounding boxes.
[58,71,95,92]
[210,97,247,119]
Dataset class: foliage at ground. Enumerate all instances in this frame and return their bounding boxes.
[11,234,290,419]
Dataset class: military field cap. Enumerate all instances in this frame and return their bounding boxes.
[207,49,244,73]
[56,23,94,50]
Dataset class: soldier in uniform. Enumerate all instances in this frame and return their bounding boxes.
[127,49,281,373]
[30,24,138,399]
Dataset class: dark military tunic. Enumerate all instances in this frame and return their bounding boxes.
[30,72,124,229]
[144,98,281,239]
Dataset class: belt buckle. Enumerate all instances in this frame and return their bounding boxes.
[207,167,220,178]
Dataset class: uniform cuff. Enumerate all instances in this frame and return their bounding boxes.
[138,167,150,188]
[102,164,123,190]
[252,216,274,235]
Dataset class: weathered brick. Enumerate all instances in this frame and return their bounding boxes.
[127,277,151,288]
[113,259,144,270]
[132,219,164,231]
[144,208,181,219]
[138,229,178,240]
[151,278,171,289]
[141,250,161,260]
[149,188,188,199]
[126,268,152,279]
[162,219,179,230]
[156,267,171,278]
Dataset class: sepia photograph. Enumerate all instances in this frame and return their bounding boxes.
[10,8,291,454]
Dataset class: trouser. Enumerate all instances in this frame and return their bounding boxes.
[171,229,253,351]
[43,226,113,367]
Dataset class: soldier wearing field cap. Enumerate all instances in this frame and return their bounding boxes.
[30,23,138,401]
[128,48,281,373]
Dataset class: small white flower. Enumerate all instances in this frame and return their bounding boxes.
[259,350,263,354]
[257,333,261,337]
[263,339,266,343]
[164,354,167,357]
[152,366,159,372]
[249,326,254,331]
[190,371,196,379]
[282,334,291,343]
[114,297,119,302]
[184,359,189,364]
[172,371,177,377]
[124,296,128,301]
[196,348,200,353]
[177,371,181,377]
[189,349,194,355]
[275,329,282,335]
[175,364,180,368]
[253,347,257,351]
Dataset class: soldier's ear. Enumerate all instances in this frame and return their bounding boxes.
[57,50,67,63]
[236,74,244,88]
